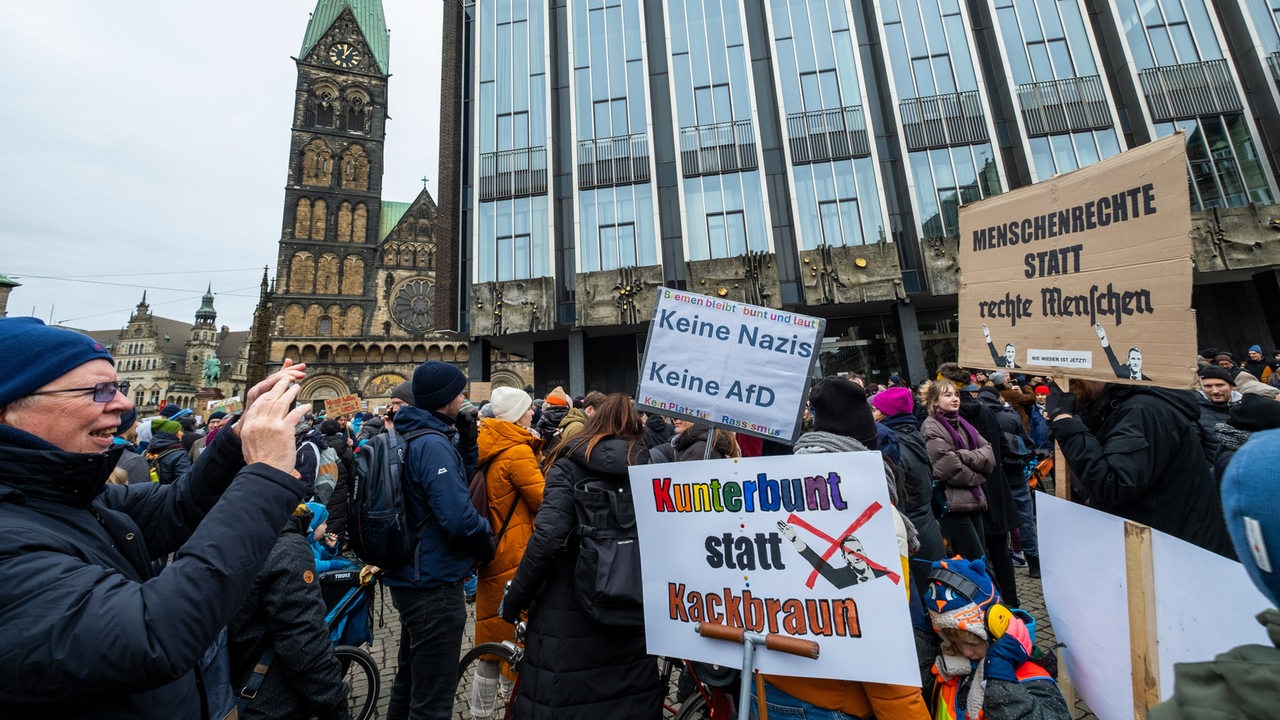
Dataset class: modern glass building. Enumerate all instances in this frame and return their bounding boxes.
[437,0,1280,394]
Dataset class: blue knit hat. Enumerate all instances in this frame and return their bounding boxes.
[305,501,329,535]
[925,557,1001,640]
[1249,344,1263,355]
[1221,428,1280,606]
[412,360,467,410]
[0,317,115,408]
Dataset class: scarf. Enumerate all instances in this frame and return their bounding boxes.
[936,409,979,451]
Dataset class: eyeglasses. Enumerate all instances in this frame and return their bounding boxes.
[29,380,130,403]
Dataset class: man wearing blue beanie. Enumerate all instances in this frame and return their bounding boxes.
[381,360,494,719]
[0,316,316,719]
[1152,428,1280,718]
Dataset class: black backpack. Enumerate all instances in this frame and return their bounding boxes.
[569,474,645,627]
[348,429,431,567]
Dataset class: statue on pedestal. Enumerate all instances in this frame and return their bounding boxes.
[203,356,221,387]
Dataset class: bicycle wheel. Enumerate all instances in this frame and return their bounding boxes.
[674,693,711,720]
[454,642,519,720]
[674,687,734,720]
[335,645,380,720]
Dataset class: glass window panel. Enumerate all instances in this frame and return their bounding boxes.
[801,72,822,112]
[840,199,863,245]
[607,8,626,91]
[853,157,885,242]
[725,0,743,47]
[827,0,849,31]
[713,84,733,123]
[1074,131,1101,167]
[945,15,977,89]
[819,70,840,110]
[884,24,917,98]
[1141,0,1164,26]
[575,69,592,137]
[1048,39,1073,78]
[672,54,696,127]
[813,17,837,71]
[580,192,599,270]
[793,6,816,74]
[600,225,618,269]
[819,200,842,244]
[1163,0,1185,22]
[1127,23,1154,69]
[924,7,948,52]
[729,47,752,118]
[998,7,1033,84]
[939,0,960,13]
[910,151,941,236]
[777,40,803,110]
[833,160,857,199]
[1180,119,1222,209]
[573,2,591,68]
[620,223,638,267]
[1028,42,1053,81]
[972,143,1001,196]
[628,60,645,128]
[833,31,861,101]
[1226,114,1274,204]
[1168,23,1197,62]
[1097,130,1122,159]
[1148,26,1175,65]
[1037,0,1063,37]
[772,0,792,38]
[670,2,688,54]
[1021,6,1044,42]
[625,2,643,61]
[529,3,544,74]
[1030,137,1056,180]
[593,100,611,137]
[932,56,956,93]
[900,1,927,58]
[529,74,546,140]
[1050,133,1079,172]
[1204,116,1247,205]
[912,58,937,96]
[882,0,901,23]
[1060,2,1096,74]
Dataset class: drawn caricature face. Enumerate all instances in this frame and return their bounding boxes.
[841,536,870,573]
[1004,344,1016,367]
[1127,349,1143,376]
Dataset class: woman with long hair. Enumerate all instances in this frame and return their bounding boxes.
[500,393,662,720]
[920,380,996,560]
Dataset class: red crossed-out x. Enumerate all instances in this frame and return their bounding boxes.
[786,502,901,589]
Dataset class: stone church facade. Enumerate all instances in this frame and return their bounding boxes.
[262,1,529,409]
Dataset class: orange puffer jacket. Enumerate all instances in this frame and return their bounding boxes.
[474,419,545,646]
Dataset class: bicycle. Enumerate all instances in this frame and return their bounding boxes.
[691,622,820,720]
[454,620,526,720]
[321,565,383,720]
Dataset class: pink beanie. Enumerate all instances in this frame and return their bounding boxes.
[870,386,914,417]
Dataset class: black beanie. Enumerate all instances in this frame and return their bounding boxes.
[320,419,342,435]
[412,361,467,410]
[1229,394,1280,432]
[1198,364,1235,385]
[809,376,878,449]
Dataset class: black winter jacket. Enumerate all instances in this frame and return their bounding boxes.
[1051,385,1234,557]
[880,414,946,572]
[672,423,734,461]
[0,423,309,719]
[1193,389,1240,469]
[228,512,349,720]
[504,435,662,720]
[148,431,192,484]
[961,394,1018,535]
[319,431,354,536]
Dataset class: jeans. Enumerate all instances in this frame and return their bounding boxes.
[387,584,467,720]
[1008,480,1039,560]
[749,681,868,720]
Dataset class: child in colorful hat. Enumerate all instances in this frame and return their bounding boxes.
[924,557,1069,720]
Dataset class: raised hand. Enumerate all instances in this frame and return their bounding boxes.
[239,374,312,476]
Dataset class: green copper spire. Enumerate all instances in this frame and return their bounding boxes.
[301,0,390,75]
[196,284,217,325]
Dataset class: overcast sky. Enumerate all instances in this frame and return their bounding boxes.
[0,1,441,333]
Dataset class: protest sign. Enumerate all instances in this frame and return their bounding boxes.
[635,289,825,443]
[469,382,492,404]
[206,396,243,414]
[324,393,361,417]
[958,134,1195,386]
[630,453,919,685]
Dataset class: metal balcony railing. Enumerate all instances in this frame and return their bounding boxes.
[577,133,651,189]
[1017,75,1114,137]
[478,146,549,201]
[1138,58,1242,123]
[899,90,989,151]
[1269,51,1280,84]
[678,119,758,177]
[786,106,871,164]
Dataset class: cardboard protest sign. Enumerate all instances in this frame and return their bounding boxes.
[324,393,361,417]
[469,382,492,404]
[958,134,1195,386]
[636,289,825,443]
[630,453,919,685]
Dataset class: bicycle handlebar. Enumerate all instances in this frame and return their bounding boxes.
[695,622,821,660]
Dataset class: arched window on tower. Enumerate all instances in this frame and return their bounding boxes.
[345,91,370,134]
[341,146,369,191]
[353,203,368,242]
[318,317,332,336]
[295,198,312,239]
[314,85,338,128]
[302,140,333,186]
[312,198,328,240]
[337,201,353,242]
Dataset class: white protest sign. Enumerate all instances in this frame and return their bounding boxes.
[631,453,919,685]
[636,289,824,444]
[1038,494,1272,719]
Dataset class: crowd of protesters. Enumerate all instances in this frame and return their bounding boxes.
[2,315,1277,720]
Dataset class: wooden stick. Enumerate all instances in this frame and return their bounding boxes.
[1058,646,1079,718]
[1054,375,1070,500]
[1124,521,1160,717]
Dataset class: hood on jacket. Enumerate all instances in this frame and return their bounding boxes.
[559,434,647,476]
[389,404,453,436]
[672,423,735,456]
[792,430,869,454]
[1087,385,1201,429]
[0,424,122,507]
[478,418,537,465]
[304,501,328,535]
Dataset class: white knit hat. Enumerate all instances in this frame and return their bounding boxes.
[489,386,532,423]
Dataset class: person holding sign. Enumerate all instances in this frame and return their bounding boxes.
[1045,380,1234,557]
[500,393,662,720]
[922,381,996,562]
[755,376,931,720]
